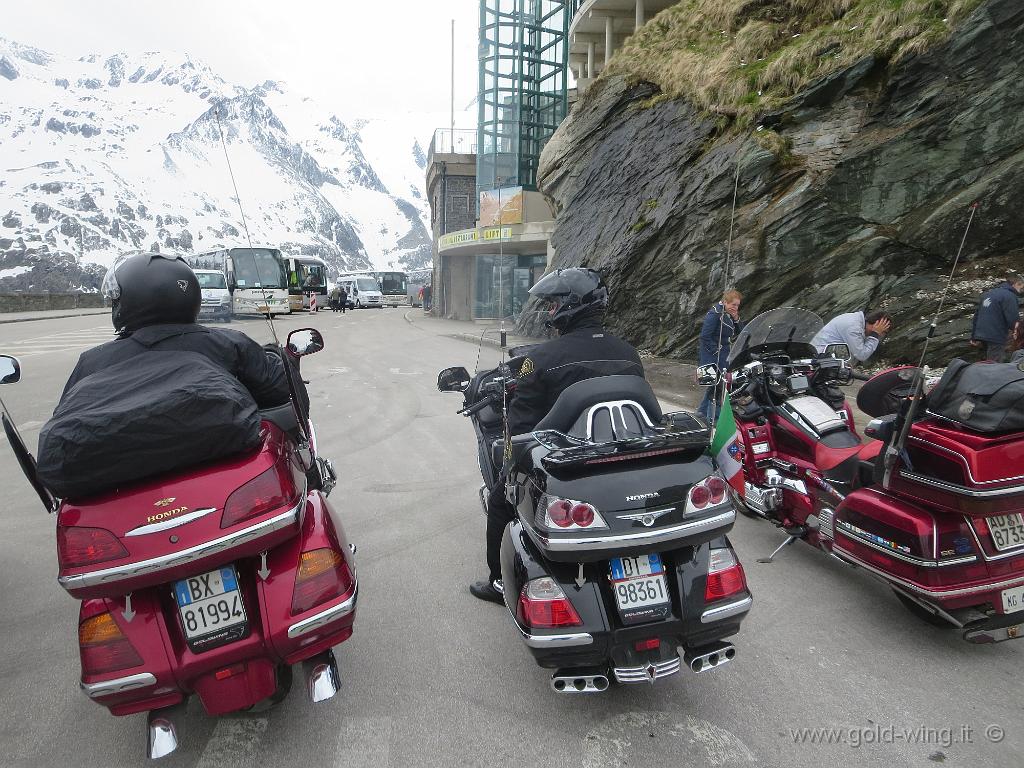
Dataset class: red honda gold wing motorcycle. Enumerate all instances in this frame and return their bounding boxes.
[720,307,1024,643]
[0,329,358,759]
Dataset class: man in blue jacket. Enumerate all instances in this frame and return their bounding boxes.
[971,275,1023,362]
[698,289,742,421]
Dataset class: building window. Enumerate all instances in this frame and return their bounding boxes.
[473,253,547,319]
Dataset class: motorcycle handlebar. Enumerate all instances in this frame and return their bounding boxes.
[459,395,497,417]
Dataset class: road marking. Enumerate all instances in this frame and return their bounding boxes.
[388,368,422,376]
[196,717,268,768]
[334,715,392,767]
[582,712,756,767]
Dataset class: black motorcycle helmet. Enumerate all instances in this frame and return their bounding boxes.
[529,267,609,332]
[102,251,201,334]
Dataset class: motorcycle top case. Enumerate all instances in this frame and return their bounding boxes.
[56,421,305,600]
[38,350,262,500]
[927,358,1024,433]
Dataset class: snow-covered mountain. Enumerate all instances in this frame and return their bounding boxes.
[0,37,436,291]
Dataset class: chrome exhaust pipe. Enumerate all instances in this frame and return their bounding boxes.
[684,643,736,674]
[146,708,181,760]
[550,670,610,694]
[304,649,341,703]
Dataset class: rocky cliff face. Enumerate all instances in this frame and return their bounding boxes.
[535,0,1024,365]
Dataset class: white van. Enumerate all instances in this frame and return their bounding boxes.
[339,275,384,308]
[193,269,233,322]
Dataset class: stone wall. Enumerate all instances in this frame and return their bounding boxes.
[0,293,106,312]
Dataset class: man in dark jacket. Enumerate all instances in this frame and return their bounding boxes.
[697,289,742,422]
[61,251,290,408]
[470,268,645,604]
[971,275,1023,362]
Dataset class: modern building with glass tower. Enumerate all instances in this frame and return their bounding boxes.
[426,0,664,320]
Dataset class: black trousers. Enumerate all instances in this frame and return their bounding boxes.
[485,480,516,584]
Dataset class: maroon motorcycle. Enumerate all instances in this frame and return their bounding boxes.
[718,307,1024,643]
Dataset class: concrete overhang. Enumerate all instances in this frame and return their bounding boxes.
[568,0,676,62]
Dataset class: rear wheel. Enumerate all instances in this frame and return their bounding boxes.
[893,590,955,628]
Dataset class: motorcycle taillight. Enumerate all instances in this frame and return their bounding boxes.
[221,461,301,529]
[705,548,747,602]
[79,610,143,676]
[57,526,129,569]
[291,548,354,615]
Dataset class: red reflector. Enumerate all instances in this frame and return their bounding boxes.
[58,526,129,569]
[634,637,661,652]
[705,564,747,601]
[215,663,245,681]
[222,461,300,528]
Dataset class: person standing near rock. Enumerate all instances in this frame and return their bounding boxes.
[812,309,892,364]
[970,274,1023,363]
[698,289,742,421]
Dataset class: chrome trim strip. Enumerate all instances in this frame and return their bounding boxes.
[124,508,218,537]
[530,508,735,552]
[907,435,1024,485]
[80,672,156,699]
[287,582,359,639]
[58,503,302,591]
[506,600,594,648]
[700,596,753,624]
[898,471,1024,499]
[834,520,978,568]
[832,545,1024,598]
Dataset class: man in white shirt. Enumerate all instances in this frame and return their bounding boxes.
[812,310,892,363]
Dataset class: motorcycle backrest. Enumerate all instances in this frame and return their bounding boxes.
[532,375,662,438]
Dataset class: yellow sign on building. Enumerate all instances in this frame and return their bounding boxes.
[439,227,512,249]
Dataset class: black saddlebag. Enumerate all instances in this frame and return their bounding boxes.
[38,350,261,499]
[928,358,1024,433]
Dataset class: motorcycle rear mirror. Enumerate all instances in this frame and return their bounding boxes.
[823,343,851,361]
[287,328,325,357]
[695,364,721,387]
[437,366,471,393]
[0,355,21,384]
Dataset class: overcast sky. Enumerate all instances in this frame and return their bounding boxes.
[4,0,481,121]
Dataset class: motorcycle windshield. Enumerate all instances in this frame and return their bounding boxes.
[728,307,824,369]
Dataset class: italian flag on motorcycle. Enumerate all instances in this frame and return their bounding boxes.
[711,392,744,498]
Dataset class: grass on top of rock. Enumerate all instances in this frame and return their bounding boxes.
[604,0,986,126]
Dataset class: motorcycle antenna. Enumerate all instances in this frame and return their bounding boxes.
[214,105,281,347]
[708,150,744,427]
[882,201,980,487]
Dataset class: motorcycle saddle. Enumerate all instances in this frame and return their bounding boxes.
[532,375,662,437]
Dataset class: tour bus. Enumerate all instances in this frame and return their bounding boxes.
[189,246,291,316]
[375,271,409,307]
[336,271,384,308]
[407,268,431,307]
[285,254,329,311]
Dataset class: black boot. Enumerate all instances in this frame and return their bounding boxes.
[469,579,504,605]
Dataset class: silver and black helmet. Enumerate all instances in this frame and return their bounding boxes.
[528,267,609,332]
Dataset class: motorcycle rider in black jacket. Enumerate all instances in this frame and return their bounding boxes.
[470,268,645,603]
[61,251,291,408]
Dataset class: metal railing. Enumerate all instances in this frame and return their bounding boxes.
[428,129,478,163]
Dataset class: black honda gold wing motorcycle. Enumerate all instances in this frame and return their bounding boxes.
[438,353,752,692]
